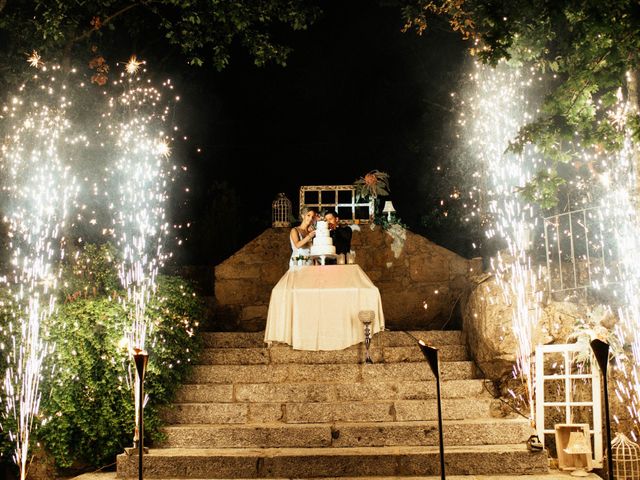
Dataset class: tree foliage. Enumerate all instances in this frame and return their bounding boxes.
[0,0,320,89]
[400,0,640,206]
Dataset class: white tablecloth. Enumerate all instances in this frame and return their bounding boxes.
[264,264,385,351]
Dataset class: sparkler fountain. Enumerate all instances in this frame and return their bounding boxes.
[598,91,640,440]
[0,65,80,480]
[104,58,178,468]
[461,58,640,444]
[0,56,180,478]
[461,60,545,422]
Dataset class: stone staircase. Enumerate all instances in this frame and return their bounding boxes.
[117,330,548,478]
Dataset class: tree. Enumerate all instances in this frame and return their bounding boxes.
[399,0,640,205]
[0,0,320,89]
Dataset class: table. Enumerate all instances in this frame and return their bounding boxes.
[264,264,385,351]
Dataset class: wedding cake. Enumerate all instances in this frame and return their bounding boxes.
[310,221,336,256]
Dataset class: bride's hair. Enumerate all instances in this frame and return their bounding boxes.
[299,206,317,221]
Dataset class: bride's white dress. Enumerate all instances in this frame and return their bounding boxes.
[289,228,311,268]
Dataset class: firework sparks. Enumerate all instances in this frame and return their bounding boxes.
[598,96,640,437]
[461,59,640,438]
[0,57,181,476]
[125,55,143,75]
[104,68,176,353]
[0,65,79,480]
[26,50,43,69]
[461,60,544,421]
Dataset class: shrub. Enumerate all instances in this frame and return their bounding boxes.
[0,243,203,473]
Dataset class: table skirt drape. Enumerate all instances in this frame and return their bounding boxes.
[264,264,385,351]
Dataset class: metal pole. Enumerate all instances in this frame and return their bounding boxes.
[138,370,143,480]
[435,372,445,480]
[418,340,445,480]
[134,351,149,480]
[590,339,614,480]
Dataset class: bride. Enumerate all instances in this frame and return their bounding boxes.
[289,207,317,267]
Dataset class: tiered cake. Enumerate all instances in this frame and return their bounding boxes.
[310,221,336,256]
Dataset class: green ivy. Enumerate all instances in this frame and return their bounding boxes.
[373,212,408,231]
[0,243,204,473]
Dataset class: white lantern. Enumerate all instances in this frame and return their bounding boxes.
[612,432,640,480]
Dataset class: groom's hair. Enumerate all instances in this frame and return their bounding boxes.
[325,210,339,218]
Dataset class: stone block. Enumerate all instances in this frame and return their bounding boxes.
[398,445,548,475]
[449,257,470,277]
[188,364,289,384]
[261,262,287,284]
[240,305,268,321]
[198,347,269,365]
[161,402,248,424]
[468,256,484,273]
[202,331,265,348]
[330,418,530,448]
[235,383,335,403]
[174,384,234,403]
[361,361,477,383]
[259,449,399,478]
[269,345,382,364]
[215,262,261,280]
[282,363,362,383]
[161,424,332,448]
[382,344,468,363]
[394,398,492,421]
[334,382,401,401]
[450,274,469,291]
[409,254,450,283]
[247,402,285,423]
[285,401,395,423]
[381,330,464,346]
[214,279,262,305]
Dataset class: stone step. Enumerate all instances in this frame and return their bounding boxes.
[161,398,499,424]
[187,361,478,384]
[116,444,548,478]
[90,474,600,480]
[203,330,465,349]
[75,471,602,480]
[174,379,491,404]
[197,344,468,365]
[159,418,532,448]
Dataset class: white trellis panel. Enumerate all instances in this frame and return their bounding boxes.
[535,343,603,467]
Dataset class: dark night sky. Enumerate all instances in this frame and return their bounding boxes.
[164,0,470,265]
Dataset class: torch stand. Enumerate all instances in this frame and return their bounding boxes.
[590,339,614,480]
[125,350,149,480]
[418,340,445,480]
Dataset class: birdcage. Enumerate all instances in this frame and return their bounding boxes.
[272,193,292,228]
[612,432,640,480]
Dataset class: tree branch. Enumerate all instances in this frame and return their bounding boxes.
[71,2,142,44]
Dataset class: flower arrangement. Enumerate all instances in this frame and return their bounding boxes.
[353,169,390,200]
[293,254,311,266]
[567,305,625,364]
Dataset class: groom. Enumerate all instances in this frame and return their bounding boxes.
[324,210,352,264]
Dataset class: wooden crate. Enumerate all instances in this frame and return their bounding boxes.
[555,423,593,473]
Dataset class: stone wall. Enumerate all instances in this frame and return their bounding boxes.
[213,225,482,331]
[462,274,635,440]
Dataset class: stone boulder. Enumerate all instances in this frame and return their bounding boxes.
[462,274,592,379]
